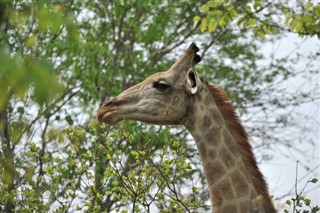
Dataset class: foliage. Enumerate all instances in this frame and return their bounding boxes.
[284,163,319,213]
[285,192,320,213]
[0,0,318,212]
[194,0,320,38]
[63,121,204,212]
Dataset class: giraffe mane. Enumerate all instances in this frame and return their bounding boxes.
[205,82,274,211]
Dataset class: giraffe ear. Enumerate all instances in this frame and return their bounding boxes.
[186,69,200,95]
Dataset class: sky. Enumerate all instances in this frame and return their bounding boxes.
[258,33,320,210]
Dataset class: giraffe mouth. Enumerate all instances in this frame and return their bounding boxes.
[98,111,117,124]
[96,101,120,124]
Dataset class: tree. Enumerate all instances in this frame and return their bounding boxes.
[194,0,320,38]
[0,0,318,212]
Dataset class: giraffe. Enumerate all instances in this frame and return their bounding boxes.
[97,43,276,213]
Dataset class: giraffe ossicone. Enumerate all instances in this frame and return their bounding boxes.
[97,43,276,213]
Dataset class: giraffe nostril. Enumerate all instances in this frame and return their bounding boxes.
[99,98,124,113]
[100,99,115,108]
[103,100,111,107]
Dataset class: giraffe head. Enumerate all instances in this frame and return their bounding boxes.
[97,43,203,126]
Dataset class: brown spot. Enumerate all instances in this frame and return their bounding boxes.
[211,189,224,208]
[239,164,249,178]
[204,161,225,186]
[223,129,239,155]
[209,108,224,125]
[218,179,235,200]
[208,148,216,160]
[205,128,221,146]
[231,170,249,197]
[223,130,233,145]
[221,204,237,213]
[204,95,211,105]
[198,142,207,160]
[192,132,201,141]
[239,200,250,213]
[220,146,235,168]
[202,115,212,128]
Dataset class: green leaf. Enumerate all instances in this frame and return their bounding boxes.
[66,14,80,42]
[293,20,303,32]
[200,4,210,12]
[245,18,256,27]
[200,18,207,32]
[17,106,24,114]
[8,10,27,31]
[208,21,218,32]
[286,199,291,206]
[237,16,245,26]
[193,15,200,23]
[230,9,239,18]
[208,10,223,18]
[38,7,63,33]
[224,4,233,11]
[254,0,262,10]
[25,35,37,48]
[207,1,222,8]
[281,7,291,14]
[310,178,318,183]
[245,5,252,13]
[306,2,313,11]
[193,15,201,27]
[304,198,311,206]
[285,14,291,24]
[192,187,198,192]
[65,115,73,125]
[312,206,320,212]
[219,17,226,27]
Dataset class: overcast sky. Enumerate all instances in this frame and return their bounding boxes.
[259,33,320,209]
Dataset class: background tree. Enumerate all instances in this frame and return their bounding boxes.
[0,0,318,212]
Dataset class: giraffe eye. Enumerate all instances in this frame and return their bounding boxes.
[153,81,170,92]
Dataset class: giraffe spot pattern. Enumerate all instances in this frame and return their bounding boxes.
[239,200,251,213]
[207,148,216,160]
[200,104,206,111]
[211,189,224,208]
[209,107,224,126]
[223,130,234,147]
[204,128,221,146]
[223,129,241,158]
[221,204,237,213]
[220,146,236,168]
[205,161,225,186]
[204,95,212,105]
[202,115,212,129]
[198,142,207,160]
[230,170,249,197]
[218,179,235,200]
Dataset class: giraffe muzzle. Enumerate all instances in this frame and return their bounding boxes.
[96,100,120,124]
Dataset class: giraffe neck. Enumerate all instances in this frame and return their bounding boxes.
[184,84,275,213]
[190,123,263,212]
